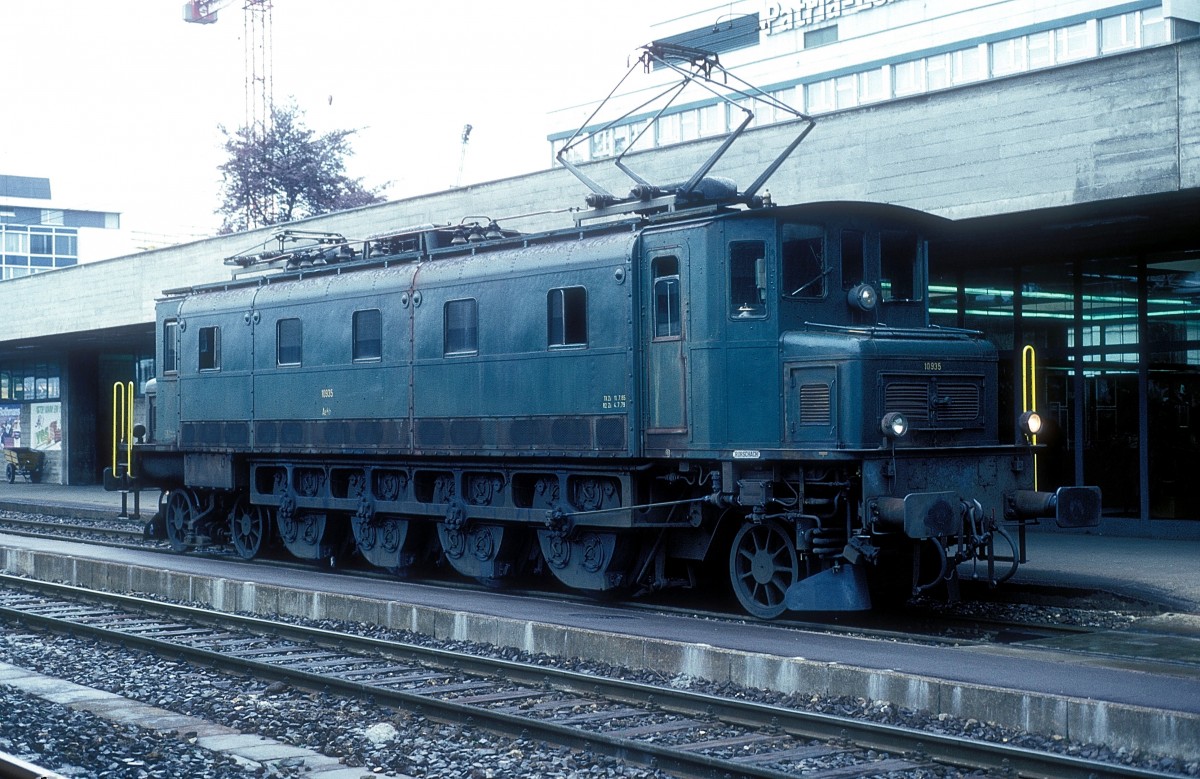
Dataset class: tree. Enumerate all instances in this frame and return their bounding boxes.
[217,101,386,233]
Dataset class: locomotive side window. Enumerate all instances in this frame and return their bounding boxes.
[781,224,825,298]
[880,230,921,301]
[729,240,767,319]
[841,229,865,290]
[162,319,178,374]
[547,287,587,347]
[444,298,478,356]
[353,309,382,361]
[277,318,302,366]
[652,256,682,339]
[198,326,220,372]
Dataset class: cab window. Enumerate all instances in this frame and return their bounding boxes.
[729,240,767,319]
[841,229,865,290]
[162,319,178,374]
[652,256,682,339]
[880,230,921,301]
[781,224,825,298]
[198,326,220,371]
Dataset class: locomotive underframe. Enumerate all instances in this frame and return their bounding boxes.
[129,439,1049,618]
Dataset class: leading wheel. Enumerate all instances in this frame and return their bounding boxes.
[729,520,799,619]
[163,489,196,553]
[5,463,13,484]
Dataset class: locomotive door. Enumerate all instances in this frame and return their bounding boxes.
[641,239,689,441]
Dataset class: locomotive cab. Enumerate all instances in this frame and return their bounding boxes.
[636,201,1099,616]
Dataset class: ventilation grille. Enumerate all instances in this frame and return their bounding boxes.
[884,376,982,428]
[799,383,831,425]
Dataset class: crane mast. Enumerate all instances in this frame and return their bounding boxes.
[183,0,274,138]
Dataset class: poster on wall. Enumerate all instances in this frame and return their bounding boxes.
[0,405,20,449]
[32,402,62,451]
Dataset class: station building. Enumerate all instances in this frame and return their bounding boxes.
[1,0,1197,538]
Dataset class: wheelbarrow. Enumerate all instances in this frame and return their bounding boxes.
[4,447,44,483]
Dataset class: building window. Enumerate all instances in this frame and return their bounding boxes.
[858,67,888,104]
[1027,30,1054,68]
[1142,7,1166,45]
[730,241,767,319]
[162,319,178,374]
[893,59,924,97]
[653,256,682,339]
[0,362,61,402]
[29,232,53,255]
[990,37,1027,76]
[804,25,837,48]
[3,231,28,254]
[952,44,987,84]
[782,224,825,299]
[277,318,302,366]
[548,287,588,347]
[353,309,382,361]
[54,233,77,256]
[444,299,478,355]
[199,326,221,371]
[925,53,951,90]
[1101,12,1138,53]
[698,103,726,137]
[835,74,858,109]
[1056,21,1096,63]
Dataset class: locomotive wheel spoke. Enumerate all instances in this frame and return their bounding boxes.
[230,500,269,560]
[729,521,798,619]
[164,490,195,554]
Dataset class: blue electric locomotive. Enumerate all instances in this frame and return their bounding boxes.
[109,43,1100,617]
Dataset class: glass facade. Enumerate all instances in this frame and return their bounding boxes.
[0,224,80,279]
[931,256,1200,522]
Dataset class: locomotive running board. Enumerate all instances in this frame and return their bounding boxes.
[784,563,872,612]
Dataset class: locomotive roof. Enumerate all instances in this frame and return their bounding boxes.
[163,198,948,302]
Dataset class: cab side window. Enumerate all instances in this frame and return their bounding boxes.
[198,326,220,372]
[652,256,681,339]
[162,319,179,374]
[353,309,382,361]
[729,240,767,319]
[277,318,302,366]
[444,298,478,356]
[548,287,587,347]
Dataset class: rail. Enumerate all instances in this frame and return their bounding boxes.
[0,750,67,779]
[0,574,1184,779]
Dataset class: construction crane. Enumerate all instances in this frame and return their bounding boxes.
[183,1,274,139]
[456,124,472,188]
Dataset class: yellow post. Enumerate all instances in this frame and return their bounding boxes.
[125,381,135,479]
[111,381,124,475]
[1021,345,1038,491]
[111,381,135,478]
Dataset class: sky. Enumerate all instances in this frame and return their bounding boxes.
[1,1,686,256]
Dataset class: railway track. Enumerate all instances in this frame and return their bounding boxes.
[0,750,66,779]
[0,573,1181,779]
[0,509,1139,649]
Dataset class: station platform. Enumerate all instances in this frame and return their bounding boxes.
[1,480,1197,614]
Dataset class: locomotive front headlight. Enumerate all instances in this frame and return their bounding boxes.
[881,411,909,439]
[1019,410,1043,438]
[847,283,878,312]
